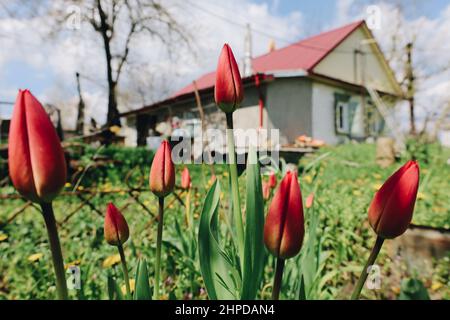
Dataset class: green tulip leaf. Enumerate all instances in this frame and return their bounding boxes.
[134,258,152,300]
[107,273,124,300]
[198,180,236,299]
[241,146,266,300]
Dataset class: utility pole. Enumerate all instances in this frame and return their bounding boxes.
[243,23,253,77]
[405,42,416,135]
[75,72,85,135]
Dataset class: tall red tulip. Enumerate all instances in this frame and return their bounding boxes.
[181,167,191,190]
[104,203,130,246]
[8,89,66,203]
[264,171,304,259]
[368,160,420,239]
[149,140,175,198]
[268,172,277,189]
[351,160,420,300]
[149,140,175,299]
[214,43,244,113]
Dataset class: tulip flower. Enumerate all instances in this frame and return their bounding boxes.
[8,89,68,299]
[305,192,314,209]
[368,160,420,239]
[181,167,191,190]
[214,44,245,265]
[264,171,304,299]
[351,160,420,300]
[214,43,243,114]
[262,182,271,201]
[104,203,131,298]
[149,140,175,198]
[104,203,129,246]
[8,89,66,203]
[181,167,192,228]
[149,140,175,299]
[268,172,277,189]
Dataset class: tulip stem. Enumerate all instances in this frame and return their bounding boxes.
[272,258,285,300]
[185,188,191,229]
[117,243,131,299]
[154,196,165,300]
[351,236,384,300]
[40,202,69,300]
[226,113,245,267]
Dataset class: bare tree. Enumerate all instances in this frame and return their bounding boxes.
[45,0,191,129]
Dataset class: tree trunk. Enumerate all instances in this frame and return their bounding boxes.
[97,0,121,128]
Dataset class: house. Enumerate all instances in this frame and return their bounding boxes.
[0,102,13,146]
[120,20,402,150]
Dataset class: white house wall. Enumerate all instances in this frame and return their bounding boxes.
[313,27,398,96]
[312,81,366,144]
[122,115,138,147]
[265,77,313,145]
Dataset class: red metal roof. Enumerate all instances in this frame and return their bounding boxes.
[173,20,364,98]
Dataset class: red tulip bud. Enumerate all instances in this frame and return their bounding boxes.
[268,172,277,189]
[104,203,129,246]
[305,192,314,209]
[149,140,175,198]
[181,167,191,190]
[262,181,271,200]
[8,89,66,203]
[368,160,419,239]
[214,44,244,113]
[264,171,305,259]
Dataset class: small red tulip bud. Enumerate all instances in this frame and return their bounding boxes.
[214,44,244,113]
[368,160,420,239]
[8,89,67,203]
[268,172,277,189]
[264,171,305,259]
[181,167,191,190]
[305,192,314,209]
[104,203,129,246]
[149,140,175,198]
[262,182,271,200]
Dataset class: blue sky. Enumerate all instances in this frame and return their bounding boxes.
[258,0,450,20]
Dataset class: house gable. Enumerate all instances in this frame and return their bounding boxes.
[312,24,401,96]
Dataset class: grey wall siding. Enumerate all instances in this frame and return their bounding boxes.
[265,77,313,144]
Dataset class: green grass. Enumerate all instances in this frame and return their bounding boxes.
[0,143,448,300]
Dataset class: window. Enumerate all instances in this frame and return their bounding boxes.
[335,101,349,134]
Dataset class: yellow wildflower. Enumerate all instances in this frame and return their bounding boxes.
[102,254,121,268]
[431,282,443,291]
[0,233,8,242]
[64,182,72,188]
[121,279,136,295]
[303,175,312,184]
[373,183,382,191]
[65,259,81,269]
[109,125,121,134]
[28,253,43,263]
[391,286,401,294]
[417,192,426,200]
